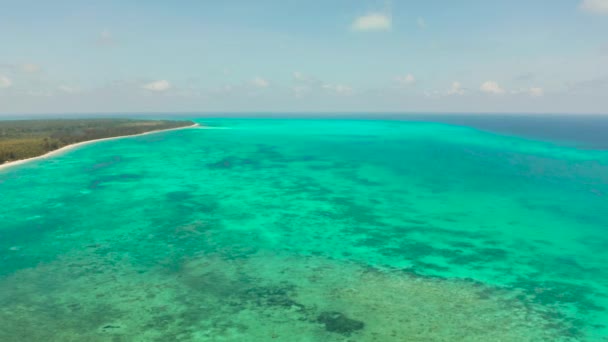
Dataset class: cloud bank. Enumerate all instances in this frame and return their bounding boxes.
[142,80,171,92]
[580,0,608,14]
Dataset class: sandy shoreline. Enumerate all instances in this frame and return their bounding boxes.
[0,123,200,171]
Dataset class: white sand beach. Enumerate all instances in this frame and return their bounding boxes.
[0,123,200,171]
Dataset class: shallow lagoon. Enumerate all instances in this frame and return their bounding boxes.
[1,119,607,341]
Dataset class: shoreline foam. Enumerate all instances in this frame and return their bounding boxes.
[0,123,200,171]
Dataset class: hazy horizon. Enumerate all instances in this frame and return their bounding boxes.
[1,111,608,117]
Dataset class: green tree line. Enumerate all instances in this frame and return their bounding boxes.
[0,119,194,164]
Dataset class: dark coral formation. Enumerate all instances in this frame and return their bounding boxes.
[316,311,365,335]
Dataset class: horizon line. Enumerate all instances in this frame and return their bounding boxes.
[1,111,608,117]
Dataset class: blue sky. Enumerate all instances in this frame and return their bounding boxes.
[0,0,607,114]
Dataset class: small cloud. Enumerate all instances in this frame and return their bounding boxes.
[291,71,352,96]
[417,17,427,29]
[511,87,544,97]
[59,85,81,94]
[292,71,321,96]
[0,63,41,74]
[251,77,270,88]
[528,87,544,97]
[293,71,311,82]
[292,72,309,97]
[580,0,608,14]
[293,71,323,85]
[424,90,442,98]
[322,83,354,96]
[97,29,115,46]
[142,80,171,92]
[21,63,41,73]
[395,74,416,86]
[480,81,505,95]
[352,13,392,32]
[447,81,465,95]
[0,75,12,88]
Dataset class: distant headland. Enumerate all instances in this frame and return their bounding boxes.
[0,119,197,169]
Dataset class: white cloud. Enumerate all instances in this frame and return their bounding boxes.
[322,83,354,96]
[218,84,234,93]
[580,0,608,14]
[511,87,545,97]
[424,90,441,98]
[352,13,392,32]
[480,81,505,95]
[97,29,115,46]
[293,71,311,82]
[528,87,544,97]
[142,80,171,92]
[251,77,270,88]
[447,81,465,95]
[417,17,427,29]
[293,71,323,86]
[21,64,41,73]
[293,71,329,86]
[0,63,41,74]
[0,75,12,88]
[395,74,416,86]
[291,71,353,96]
[291,71,320,97]
[59,85,81,94]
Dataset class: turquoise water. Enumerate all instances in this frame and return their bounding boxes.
[1,118,607,341]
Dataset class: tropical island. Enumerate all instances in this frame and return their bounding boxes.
[0,118,196,165]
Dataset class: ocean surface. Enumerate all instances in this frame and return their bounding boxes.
[1,117,607,341]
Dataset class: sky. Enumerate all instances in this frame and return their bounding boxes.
[0,0,607,115]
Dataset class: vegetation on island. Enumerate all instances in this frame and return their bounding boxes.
[0,119,195,164]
